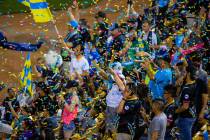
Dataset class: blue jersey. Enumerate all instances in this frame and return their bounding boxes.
[149,68,172,99]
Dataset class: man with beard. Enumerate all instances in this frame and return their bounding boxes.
[191,55,208,134]
[163,85,177,140]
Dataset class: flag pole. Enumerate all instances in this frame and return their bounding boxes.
[18,0,68,48]
[52,19,69,49]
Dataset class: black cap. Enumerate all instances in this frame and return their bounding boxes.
[67,33,83,48]
[79,18,89,28]
[80,28,91,42]
[158,55,171,64]
[164,84,177,97]
[95,11,106,19]
[65,80,79,89]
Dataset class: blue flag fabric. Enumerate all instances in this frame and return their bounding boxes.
[0,32,42,51]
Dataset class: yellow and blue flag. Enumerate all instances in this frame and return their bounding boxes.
[20,53,33,96]
[18,0,53,23]
[19,0,30,7]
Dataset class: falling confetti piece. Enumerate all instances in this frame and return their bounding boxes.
[9,74,17,78]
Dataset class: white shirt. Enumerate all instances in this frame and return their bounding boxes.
[17,93,32,107]
[106,84,123,108]
[141,31,157,46]
[69,56,89,75]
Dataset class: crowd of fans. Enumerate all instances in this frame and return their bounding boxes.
[0,0,209,140]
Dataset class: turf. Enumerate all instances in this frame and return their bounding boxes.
[0,0,100,15]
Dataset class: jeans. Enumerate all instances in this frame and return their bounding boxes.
[164,129,172,140]
[177,117,196,140]
[63,121,75,131]
[117,133,132,140]
[105,106,118,132]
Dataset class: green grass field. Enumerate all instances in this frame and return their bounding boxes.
[0,0,100,15]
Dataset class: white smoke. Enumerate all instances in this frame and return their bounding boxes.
[44,50,63,68]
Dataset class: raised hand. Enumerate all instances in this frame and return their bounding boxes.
[92,60,100,69]
[73,0,78,8]
[107,67,115,75]
[68,7,72,13]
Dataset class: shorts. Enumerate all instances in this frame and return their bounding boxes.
[117,133,132,140]
[63,121,75,131]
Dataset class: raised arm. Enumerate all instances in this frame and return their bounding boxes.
[118,39,131,57]
[108,68,125,91]
[8,101,19,119]
[141,59,155,80]
[73,0,80,21]
[93,61,109,80]
[67,7,76,22]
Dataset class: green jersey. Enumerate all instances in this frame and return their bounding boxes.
[124,38,147,71]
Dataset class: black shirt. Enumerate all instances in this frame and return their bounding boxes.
[2,97,20,124]
[195,78,208,115]
[117,99,141,135]
[108,33,125,62]
[34,95,58,115]
[179,83,196,118]
[164,101,177,129]
[93,33,108,56]
[111,34,125,52]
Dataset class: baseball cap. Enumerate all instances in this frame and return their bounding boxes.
[67,20,79,29]
[158,55,171,64]
[67,33,83,48]
[164,85,176,97]
[95,11,106,19]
